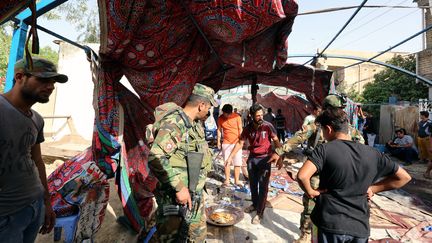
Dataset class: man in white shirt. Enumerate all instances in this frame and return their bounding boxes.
[386,128,418,165]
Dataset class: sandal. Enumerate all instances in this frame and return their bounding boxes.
[244,205,256,213]
[222,181,230,187]
[235,183,244,188]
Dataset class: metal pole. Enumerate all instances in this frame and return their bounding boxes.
[4,21,28,92]
[303,0,369,65]
[341,24,432,71]
[289,53,432,86]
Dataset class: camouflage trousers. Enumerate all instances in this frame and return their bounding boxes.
[300,175,320,234]
[151,192,206,243]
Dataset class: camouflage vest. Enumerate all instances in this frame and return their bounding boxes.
[147,103,212,192]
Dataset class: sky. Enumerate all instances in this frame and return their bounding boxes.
[34,0,424,62]
[288,0,423,62]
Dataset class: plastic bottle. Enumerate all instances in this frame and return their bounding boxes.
[423,225,432,231]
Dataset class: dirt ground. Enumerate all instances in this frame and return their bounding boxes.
[36,155,432,242]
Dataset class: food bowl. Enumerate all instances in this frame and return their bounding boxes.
[206,205,244,226]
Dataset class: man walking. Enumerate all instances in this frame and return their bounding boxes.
[274,109,286,142]
[148,83,216,242]
[297,108,411,243]
[217,104,244,186]
[263,107,275,126]
[0,57,68,242]
[226,104,281,224]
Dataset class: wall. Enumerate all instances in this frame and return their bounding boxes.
[316,49,405,94]
[33,42,98,141]
[379,105,419,144]
[416,0,432,88]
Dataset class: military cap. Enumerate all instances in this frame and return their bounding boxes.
[14,57,68,83]
[192,83,218,107]
[323,94,346,109]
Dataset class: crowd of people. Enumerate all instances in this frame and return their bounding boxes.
[1,56,422,243]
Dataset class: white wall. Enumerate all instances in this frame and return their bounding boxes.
[51,42,98,141]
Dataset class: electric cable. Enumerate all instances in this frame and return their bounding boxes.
[336,0,407,40]
[337,8,420,50]
[337,22,432,71]
[302,0,369,66]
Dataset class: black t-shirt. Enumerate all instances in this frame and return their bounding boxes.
[363,117,376,134]
[308,139,399,238]
[274,114,285,129]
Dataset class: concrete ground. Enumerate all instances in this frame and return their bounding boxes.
[35,154,432,242]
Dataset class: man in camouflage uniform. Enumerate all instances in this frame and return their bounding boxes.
[275,94,364,243]
[148,84,217,242]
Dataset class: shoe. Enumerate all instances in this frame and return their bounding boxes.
[244,205,256,213]
[424,172,432,179]
[234,182,244,187]
[293,232,311,243]
[222,181,230,187]
[251,215,261,224]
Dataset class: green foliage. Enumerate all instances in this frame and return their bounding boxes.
[34,46,59,65]
[362,54,428,104]
[0,26,12,93]
[47,0,99,43]
[0,26,57,93]
[347,88,364,103]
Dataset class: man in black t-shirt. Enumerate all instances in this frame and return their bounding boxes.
[274,109,286,142]
[297,108,411,242]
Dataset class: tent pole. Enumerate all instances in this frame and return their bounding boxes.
[4,21,28,92]
[251,76,258,104]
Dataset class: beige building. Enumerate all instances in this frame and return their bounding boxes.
[415,0,432,97]
[315,49,406,94]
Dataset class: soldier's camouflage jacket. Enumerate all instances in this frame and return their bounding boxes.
[276,123,364,156]
[147,102,212,194]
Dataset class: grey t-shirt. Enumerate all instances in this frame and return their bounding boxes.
[0,95,45,216]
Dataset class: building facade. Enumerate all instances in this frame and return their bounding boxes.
[315,49,405,94]
[416,0,432,97]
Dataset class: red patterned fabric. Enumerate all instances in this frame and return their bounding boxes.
[0,0,29,24]
[257,92,312,133]
[48,148,110,242]
[96,0,332,234]
[203,63,333,107]
[4,0,333,237]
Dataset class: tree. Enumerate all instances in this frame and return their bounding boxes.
[362,54,428,104]
[0,26,12,93]
[46,0,99,43]
[0,26,59,93]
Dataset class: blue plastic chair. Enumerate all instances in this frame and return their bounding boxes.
[54,213,80,243]
[374,144,387,153]
[143,226,157,243]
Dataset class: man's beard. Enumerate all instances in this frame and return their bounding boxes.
[21,84,50,103]
[253,119,263,125]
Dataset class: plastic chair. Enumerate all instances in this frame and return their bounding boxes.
[54,213,80,243]
[374,144,387,153]
[143,226,157,243]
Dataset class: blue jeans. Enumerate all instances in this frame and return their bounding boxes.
[0,196,45,243]
[318,229,368,243]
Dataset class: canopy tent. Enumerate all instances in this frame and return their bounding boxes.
[2,0,334,240]
[257,92,312,133]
